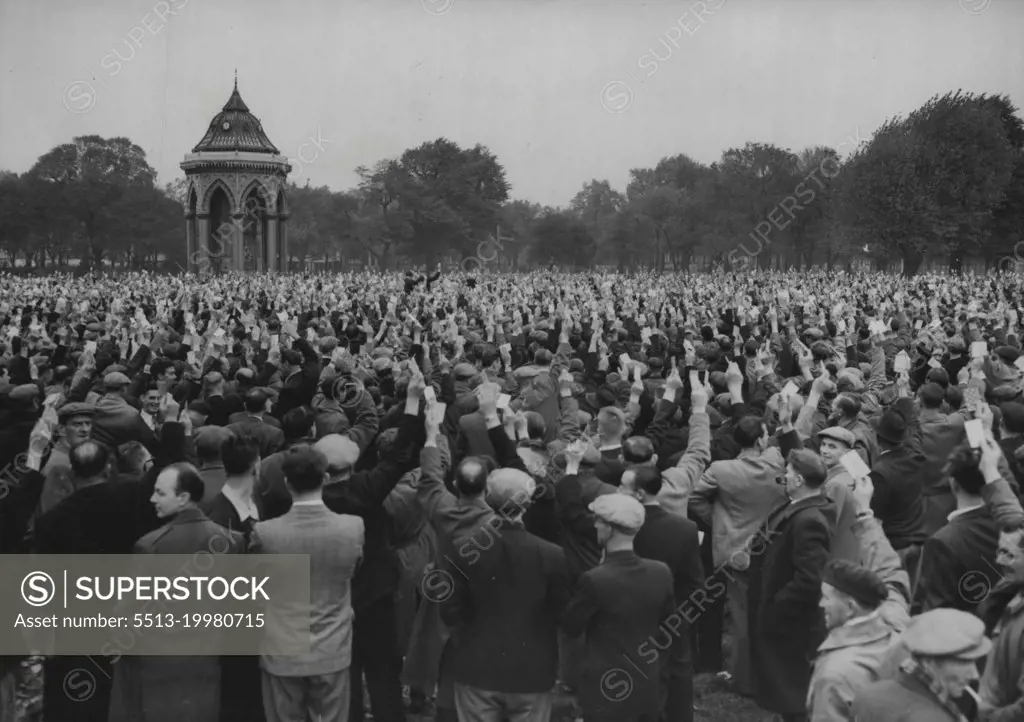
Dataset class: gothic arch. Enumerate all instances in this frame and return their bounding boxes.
[239,178,276,213]
[201,178,236,215]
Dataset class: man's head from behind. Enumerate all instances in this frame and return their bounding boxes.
[619,465,662,503]
[589,493,645,547]
[281,445,329,497]
[621,436,657,467]
[244,389,270,415]
[69,440,110,487]
[454,456,494,499]
[314,434,361,482]
[945,443,986,499]
[282,406,316,441]
[734,415,767,451]
[221,433,261,480]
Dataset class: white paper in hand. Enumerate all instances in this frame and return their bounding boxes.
[423,386,437,405]
[893,351,911,373]
[928,358,942,369]
[782,381,800,399]
[839,450,871,480]
[971,341,988,359]
[1015,356,1024,372]
[497,393,511,410]
[965,419,985,448]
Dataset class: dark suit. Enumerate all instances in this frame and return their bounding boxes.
[870,446,928,550]
[456,411,496,460]
[201,490,266,722]
[34,481,160,722]
[321,409,422,722]
[225,414,285,458]
[108,507,244,722]
[441,519,569,715]
[562,550,675,720]
[634,505,704,722]
[917,504,1006,614]
[228,410,281,429]
[748,494,835,717]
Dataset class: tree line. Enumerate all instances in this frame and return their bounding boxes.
[1,90,1021,276]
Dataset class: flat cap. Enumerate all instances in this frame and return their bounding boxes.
[314,434,361,473]
[948,338,967,354]
[589,493,645,533]
[995,346,1020,364]
[901,608,991,660]
[514,365,543,380]
[58,401,95,422]
[103,371,130,388]
[453,363,477,380]
[822,559,888,609]
[818,426,856,448]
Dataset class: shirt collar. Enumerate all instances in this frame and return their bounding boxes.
[221,483,259,522]
[948,502,985,522]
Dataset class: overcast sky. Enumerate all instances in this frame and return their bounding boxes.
[1,0,1021,206]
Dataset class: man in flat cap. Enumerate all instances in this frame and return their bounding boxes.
[997,401,1024,491]
[814,426,861,565]
[917,381,967,535]
[853,608,991,721]
[33,402,96,518]
[749,448,836,722]
[92,369,158,453]
[562,494,674,722]
[441,467,568,722]
[808,559,901,721]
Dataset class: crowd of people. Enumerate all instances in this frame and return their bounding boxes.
[0,267,1023,722]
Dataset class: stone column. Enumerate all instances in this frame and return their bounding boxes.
[185,213,195,271]
[232,213,245,271]
[266,215,279,272]
[196,214,210,273]
[280,214,290,272]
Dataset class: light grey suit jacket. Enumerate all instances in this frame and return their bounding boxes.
[250,500,364,676]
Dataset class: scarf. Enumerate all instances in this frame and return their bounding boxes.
[900,656,968,722]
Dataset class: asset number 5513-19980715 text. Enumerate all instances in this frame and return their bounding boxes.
[134,613,265,628]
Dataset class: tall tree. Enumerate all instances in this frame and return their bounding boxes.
[836,91,1015,275]
[25,136,158,269]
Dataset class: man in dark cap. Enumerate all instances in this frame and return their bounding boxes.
[808,560,900,722]
[34,402,96,518]
[869,403,927,559]
[917,381,967,535]
[749,448,836,722]
[225,388,284,458]
[92,370,159,452]
[998,401,1024,491]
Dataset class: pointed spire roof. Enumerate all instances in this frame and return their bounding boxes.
[191,76,279,154]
